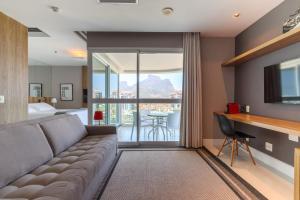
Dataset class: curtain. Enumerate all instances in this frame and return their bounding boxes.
[180,32,202,148]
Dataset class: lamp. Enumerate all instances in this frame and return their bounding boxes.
[51,98,57,108]
[94,111,104,125]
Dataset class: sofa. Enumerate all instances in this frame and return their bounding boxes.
[0,114,117,200]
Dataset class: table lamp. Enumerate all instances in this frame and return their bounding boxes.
[51,98,57,108]
[94,111,103,125]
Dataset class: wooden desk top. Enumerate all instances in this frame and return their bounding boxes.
[215,112,300,137]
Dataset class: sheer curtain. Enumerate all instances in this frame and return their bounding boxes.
[180,32,203,148]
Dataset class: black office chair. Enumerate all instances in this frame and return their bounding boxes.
[216,114,256,166]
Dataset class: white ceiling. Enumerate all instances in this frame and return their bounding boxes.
[0,0,284,67]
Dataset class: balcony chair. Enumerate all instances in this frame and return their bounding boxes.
[161,112,180,140]
[216,114,256,166]
[130,111,154,141]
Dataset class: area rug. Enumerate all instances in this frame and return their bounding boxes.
[98,150,266,200]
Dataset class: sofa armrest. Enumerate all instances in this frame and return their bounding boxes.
[85,125,117,136]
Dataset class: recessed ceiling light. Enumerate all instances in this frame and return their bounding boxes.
[69,49,87,59]
[233,12,240,18]
[162,7,174,16]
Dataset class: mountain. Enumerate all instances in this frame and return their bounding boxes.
[120,75,177,98]
[120,81,130,90]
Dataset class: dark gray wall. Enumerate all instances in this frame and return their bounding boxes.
[87,32,183,49]
[235,0,300,165]
[201,37,235,140]
[236,0,299,54]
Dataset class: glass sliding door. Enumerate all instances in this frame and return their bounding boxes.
[92,103,137,142]
[139,53,183,143]
[92,52,138,144]
[90,51,183,146]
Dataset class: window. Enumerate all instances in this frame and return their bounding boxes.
[91,51,183,145]
[139,53,183,99]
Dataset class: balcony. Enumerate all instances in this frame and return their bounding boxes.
[93,103,181,142]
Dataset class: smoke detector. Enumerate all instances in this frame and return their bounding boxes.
[162,7,174,16]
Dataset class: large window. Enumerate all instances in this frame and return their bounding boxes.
[91,52,183,145]
[139,53,183,99]
[92,56,106,99]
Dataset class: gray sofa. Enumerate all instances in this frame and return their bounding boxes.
[0,114,117,200]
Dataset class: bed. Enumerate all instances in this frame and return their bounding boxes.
[28,103,88,125]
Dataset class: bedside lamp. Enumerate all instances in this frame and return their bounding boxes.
[51,98,57,108]
[94,111,103,125]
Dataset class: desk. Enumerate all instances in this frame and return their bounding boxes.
[215,112,300,137]
[215,112,300,198]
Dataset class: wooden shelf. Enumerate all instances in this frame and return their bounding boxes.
[222,28,300,67]
[215,112,300,137]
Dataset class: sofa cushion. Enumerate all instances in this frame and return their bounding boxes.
[0,124,53,188]
[0,134,117,200]
[39,115,88,155]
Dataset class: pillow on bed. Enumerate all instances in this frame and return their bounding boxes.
[29,103,56,112]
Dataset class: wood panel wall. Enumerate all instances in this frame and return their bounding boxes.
[0,12,28,124]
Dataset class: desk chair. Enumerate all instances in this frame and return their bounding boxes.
[216,114,256,166]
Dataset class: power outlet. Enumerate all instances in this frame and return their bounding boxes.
[265,142,273,152]
[288,135,299,142]
[0,96,4,104]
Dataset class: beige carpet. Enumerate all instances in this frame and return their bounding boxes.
[99,150,239,200]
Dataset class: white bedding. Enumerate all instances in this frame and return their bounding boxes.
[28,103,88,125]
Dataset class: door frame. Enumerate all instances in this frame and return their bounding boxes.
[88,48,183,147]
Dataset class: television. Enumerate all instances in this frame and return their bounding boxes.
[264,57,300,104]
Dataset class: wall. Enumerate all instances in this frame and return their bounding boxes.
[28,66,83,109]
[29,66,52,96]
[236,0,299,54]
[87,32,183,50]
[235,0,300,165]
[0,12,28,124]
[51,66,82,109]
[201,38,235,142]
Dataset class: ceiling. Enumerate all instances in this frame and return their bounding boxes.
[0,0,284,67]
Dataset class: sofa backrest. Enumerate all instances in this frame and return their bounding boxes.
[0,123,53,188]
[39,114,88,155]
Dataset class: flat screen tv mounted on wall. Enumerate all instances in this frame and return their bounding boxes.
[264,57,300,104]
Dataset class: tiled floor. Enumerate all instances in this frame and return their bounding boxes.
[117,125,180,142]
[205,143,294,200]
